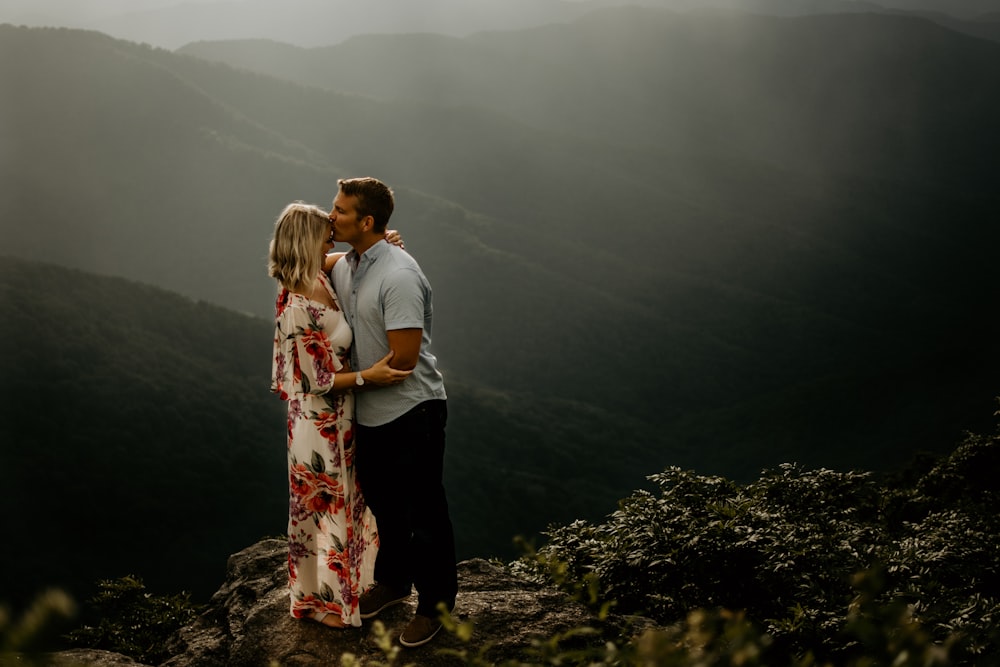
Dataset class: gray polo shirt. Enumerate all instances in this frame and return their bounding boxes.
[332,239,447,427]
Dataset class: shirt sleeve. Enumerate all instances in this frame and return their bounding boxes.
[273,302,344,396]
[382,267,427,331]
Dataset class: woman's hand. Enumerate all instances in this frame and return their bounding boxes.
[385,229,405,249]
[363,350,412,387]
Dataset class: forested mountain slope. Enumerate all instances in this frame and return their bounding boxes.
[0,257,285,605]
[0,257,652,606]
[4,245,990,612]
[180,9,1000,187]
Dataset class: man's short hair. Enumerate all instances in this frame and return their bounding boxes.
[338,177,394,233]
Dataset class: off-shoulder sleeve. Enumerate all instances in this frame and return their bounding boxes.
[271,297,345,398]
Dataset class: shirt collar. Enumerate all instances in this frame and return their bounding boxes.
[347,238,387,271]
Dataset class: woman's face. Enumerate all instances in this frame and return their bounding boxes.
[320,218,335,256]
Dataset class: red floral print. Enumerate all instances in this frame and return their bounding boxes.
[270,272,377,627]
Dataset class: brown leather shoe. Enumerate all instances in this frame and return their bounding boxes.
[399,614,442,647]
[359,583,410,620]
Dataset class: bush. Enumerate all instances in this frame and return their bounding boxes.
[517,430,1000,664]
[63,575,202,664]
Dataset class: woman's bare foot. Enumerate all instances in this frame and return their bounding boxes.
[308,611,347,629]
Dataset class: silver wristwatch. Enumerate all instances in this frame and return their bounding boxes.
[355,371,365,387]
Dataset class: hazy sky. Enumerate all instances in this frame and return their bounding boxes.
[2,0,999,51]
[1,0,223,14]
[0,0,229,25]
[0,0,598,49]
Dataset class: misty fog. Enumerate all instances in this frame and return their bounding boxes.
[2,0,999,49]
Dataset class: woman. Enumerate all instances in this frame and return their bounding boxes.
[268,201,411,628]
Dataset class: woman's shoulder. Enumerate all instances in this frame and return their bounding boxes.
[275,287,292,315]
[275,288,313,318]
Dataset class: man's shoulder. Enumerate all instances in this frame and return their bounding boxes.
[380,247,425,275]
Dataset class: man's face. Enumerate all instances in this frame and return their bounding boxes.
[329,192,365,244]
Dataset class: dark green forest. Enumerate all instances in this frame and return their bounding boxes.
[2,6,1000,619]
[0,258,285,606]
[0,257,646,608]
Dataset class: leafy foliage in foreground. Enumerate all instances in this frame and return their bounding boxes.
[0,589,75,662]
[64,575,203,665]
[515,427,1000,665]
[35,419,1000,666]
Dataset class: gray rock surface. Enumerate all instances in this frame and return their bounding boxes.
[48,538,653,666]
[49,649,152,666]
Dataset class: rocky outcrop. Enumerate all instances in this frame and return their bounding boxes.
[51,539,655,666]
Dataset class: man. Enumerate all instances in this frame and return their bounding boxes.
[329,177,458,648]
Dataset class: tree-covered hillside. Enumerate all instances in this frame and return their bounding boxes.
[0,257,285,607]
[0,257,656,608]
[179,8,1000,186]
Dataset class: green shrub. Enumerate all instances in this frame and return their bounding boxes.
[517,431,1000,665]
[64,575,202,664]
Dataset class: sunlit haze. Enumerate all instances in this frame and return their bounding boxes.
[2,0,999,49]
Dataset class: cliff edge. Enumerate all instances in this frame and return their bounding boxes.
[50,539,654,666]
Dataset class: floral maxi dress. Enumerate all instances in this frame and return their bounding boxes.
[270,273,377,626]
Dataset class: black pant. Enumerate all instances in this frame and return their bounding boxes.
[356,399,458,617]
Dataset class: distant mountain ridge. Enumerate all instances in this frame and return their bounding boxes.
[2,0,998,49]
[178,9,1000,190]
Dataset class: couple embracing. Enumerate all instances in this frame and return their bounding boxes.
[268,177,457,648]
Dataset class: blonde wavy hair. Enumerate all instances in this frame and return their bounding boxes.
[267,201,330,292]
